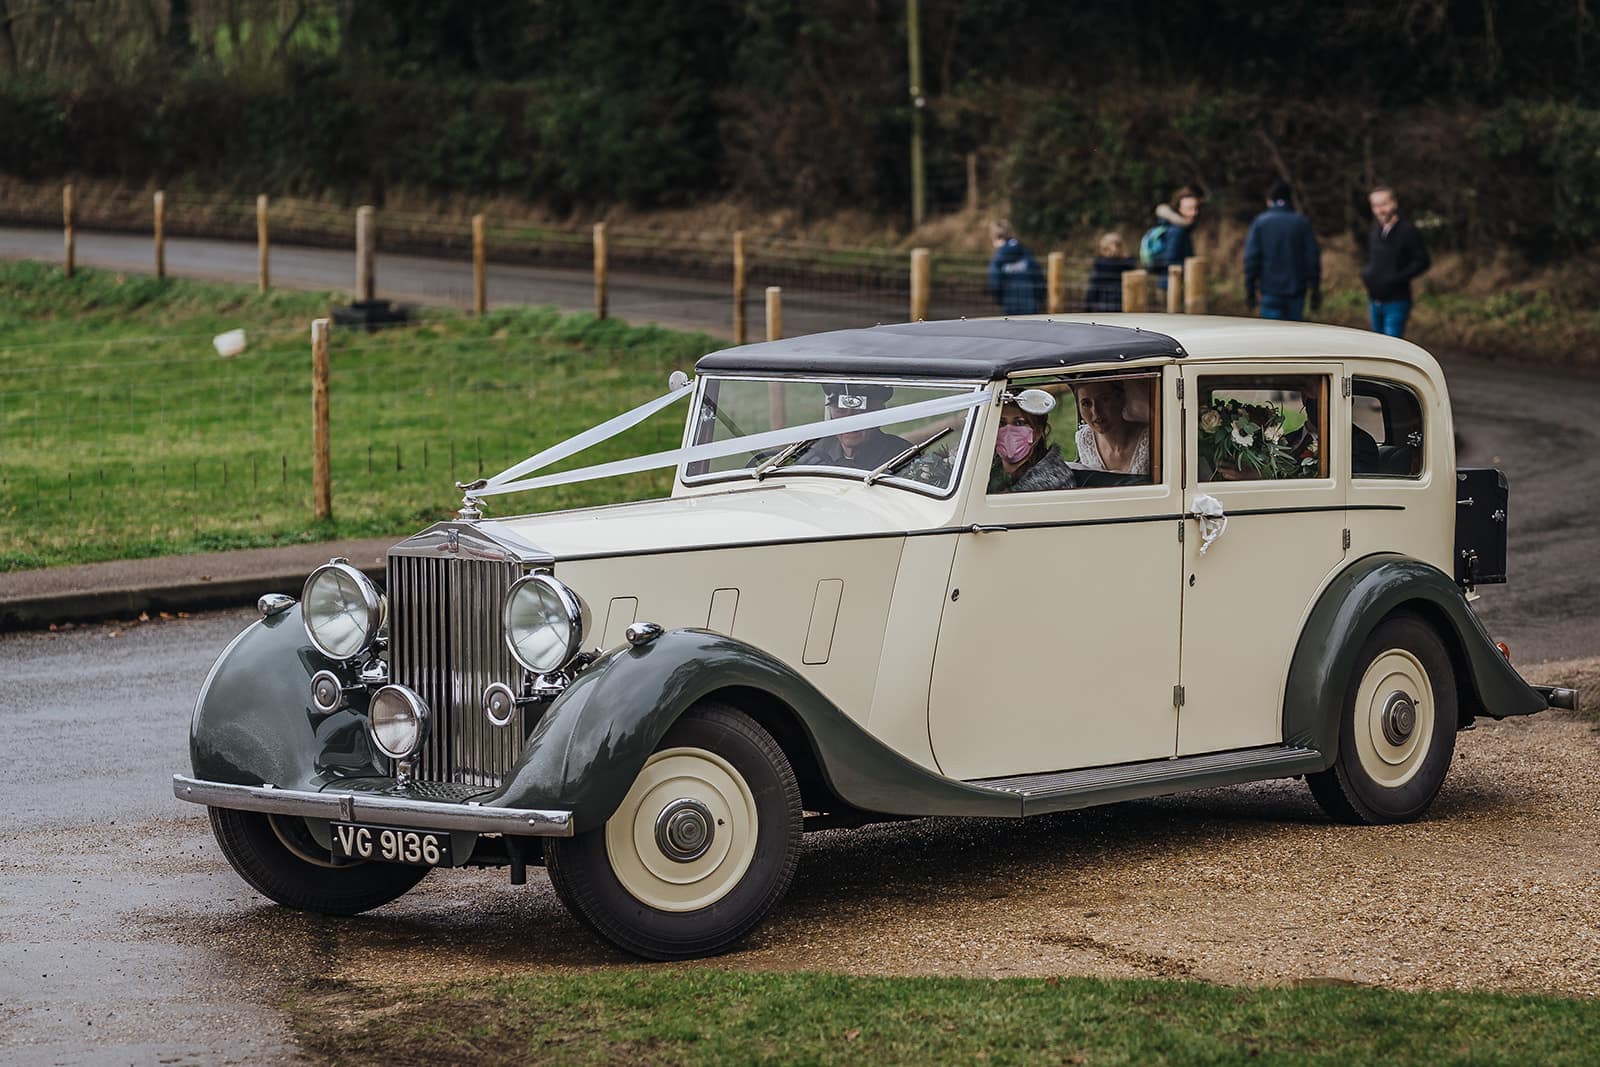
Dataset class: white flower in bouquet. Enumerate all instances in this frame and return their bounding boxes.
[1263,424,1283,443]
[1230,424,1254,447]
[1199,408,1222,432]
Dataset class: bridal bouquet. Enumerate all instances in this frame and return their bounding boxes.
[1197,398,1318,479]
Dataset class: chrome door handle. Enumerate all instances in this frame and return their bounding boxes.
[970,524,1009,534]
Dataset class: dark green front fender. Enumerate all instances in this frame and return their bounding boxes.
[1283,553,1548,761]
[490,628,1017,830]
[189,605,385,790]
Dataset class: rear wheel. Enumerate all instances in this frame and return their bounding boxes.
[1307,614,1458,825]
[545,702,802,960]
[208,807,429,915]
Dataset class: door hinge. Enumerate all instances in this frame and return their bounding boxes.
[1173,684,1185,707]
[1342,527,1352,550]
[1341,375,1352,398]
[1176,377,1186,400]
[1177,519,1185,542]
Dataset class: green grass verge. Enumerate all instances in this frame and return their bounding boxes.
[288,969,1600,1066]
[0,260,723,570]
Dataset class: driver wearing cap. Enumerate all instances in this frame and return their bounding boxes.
[796,383,913,471]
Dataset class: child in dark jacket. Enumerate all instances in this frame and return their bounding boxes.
[1085,232,1137,312]
[987,220,1045,316]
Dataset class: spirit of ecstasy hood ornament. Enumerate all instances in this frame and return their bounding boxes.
[455,479,489,521]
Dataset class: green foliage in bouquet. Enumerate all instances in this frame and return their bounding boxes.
[1197,398,1318,479]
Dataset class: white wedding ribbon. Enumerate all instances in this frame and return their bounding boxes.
[485,379,696,488]
[1191,492,1228,555]
[477,387,994,498]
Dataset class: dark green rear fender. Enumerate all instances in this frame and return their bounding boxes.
[1283,554,1548,761]
[492,628,1017,830]
[189,605,384,789]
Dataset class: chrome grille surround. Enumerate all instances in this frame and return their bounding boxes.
[386,521,553,787]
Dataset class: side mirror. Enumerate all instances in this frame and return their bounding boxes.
[668,370,691,391]
[1010,388,1056,416]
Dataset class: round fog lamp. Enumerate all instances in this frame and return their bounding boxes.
[502,574,585,674]
[483,682,518,727]
[302,560,382,661]
[368,685,429,760]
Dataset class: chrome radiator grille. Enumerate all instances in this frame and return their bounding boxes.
[388,554,528,786]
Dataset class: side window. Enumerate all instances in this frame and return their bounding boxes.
[1351,378,1425,478]
[989,372,1161,494]
[1197,375,1327,481]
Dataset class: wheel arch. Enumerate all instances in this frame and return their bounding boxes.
[1283,553,1546,762]
[493,628,1017,831]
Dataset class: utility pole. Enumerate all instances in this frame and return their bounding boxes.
[907,0,926,228]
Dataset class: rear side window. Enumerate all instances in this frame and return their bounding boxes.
[1351,378,1424,478]
[1197,375,1328,481]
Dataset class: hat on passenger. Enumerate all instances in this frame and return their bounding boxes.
[821,382,893,411]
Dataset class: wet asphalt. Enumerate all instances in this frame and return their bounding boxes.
[1,226,1597,1062]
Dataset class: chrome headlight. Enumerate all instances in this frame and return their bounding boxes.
[368,685,429,759]
[502,573,585,674]
[302,560,382,661]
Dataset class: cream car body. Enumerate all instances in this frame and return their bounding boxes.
[178,317,1572,961]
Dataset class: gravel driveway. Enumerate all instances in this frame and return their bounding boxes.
[162,661,1598,1002]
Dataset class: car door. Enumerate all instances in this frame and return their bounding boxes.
[927,368,1184,781]
[1176,362,1347,756]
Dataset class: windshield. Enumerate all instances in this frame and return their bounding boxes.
[682,377,980,495]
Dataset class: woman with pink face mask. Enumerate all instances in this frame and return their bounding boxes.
[988,401,1075,493]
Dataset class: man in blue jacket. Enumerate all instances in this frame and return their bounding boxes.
[987,220,1044,316]
[1244,180,1321,321]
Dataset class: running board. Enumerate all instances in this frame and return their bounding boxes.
[969,745,1326,816]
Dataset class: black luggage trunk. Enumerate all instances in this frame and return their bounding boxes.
[1454,467,1508,587]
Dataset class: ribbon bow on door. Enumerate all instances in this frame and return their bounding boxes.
[1191,493,1228,556]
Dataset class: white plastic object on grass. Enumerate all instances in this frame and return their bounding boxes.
[1191,493,1228,555]
[213,329,247,358]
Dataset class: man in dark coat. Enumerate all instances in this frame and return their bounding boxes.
[986,220,1044,316]
[1362,186,1431,338]
[1243,180,1321,321]
[796,384,912,471]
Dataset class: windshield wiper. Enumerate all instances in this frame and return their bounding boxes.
[864,426,952,485]
[752,438,816,480]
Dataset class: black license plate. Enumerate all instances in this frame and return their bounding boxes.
[331,822,452,867]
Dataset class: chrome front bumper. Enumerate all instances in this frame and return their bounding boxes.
[172,775,574,837]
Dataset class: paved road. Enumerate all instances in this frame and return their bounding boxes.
[0,610,300,1065]
[0,224,911,341]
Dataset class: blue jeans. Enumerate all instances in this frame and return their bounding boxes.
[1259,293,1305,321]
[1369,299,1412,337]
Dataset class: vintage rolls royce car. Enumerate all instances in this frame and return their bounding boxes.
[175,317,1578,960]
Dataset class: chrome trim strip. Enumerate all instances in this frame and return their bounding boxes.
[172,774,574,837]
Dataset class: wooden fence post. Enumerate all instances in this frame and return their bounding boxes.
[62,184,75,278]
[153,191,166,279]
[257,195,269,292]
[593,222,608,319]
[1046,251,1065,315]
[1183,256,1208,314]
[965,152,979,213]
[1121,269,1148,313]
[472,213,487,315]
[909,247,931,322]
[1167,265,1183,313]
[355,205,376,303]
[311,318,332,522]
[765,286,782,341]
[732,230,747,345]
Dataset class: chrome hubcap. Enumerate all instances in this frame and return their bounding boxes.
[654,797,715,862]
[1381,691,1417,745]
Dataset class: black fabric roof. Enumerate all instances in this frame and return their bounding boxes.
[695,320,1184,380]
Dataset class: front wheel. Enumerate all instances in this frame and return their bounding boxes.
[1307,614,1458,825]
[208,807,430,915]
[545,702,802,960]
